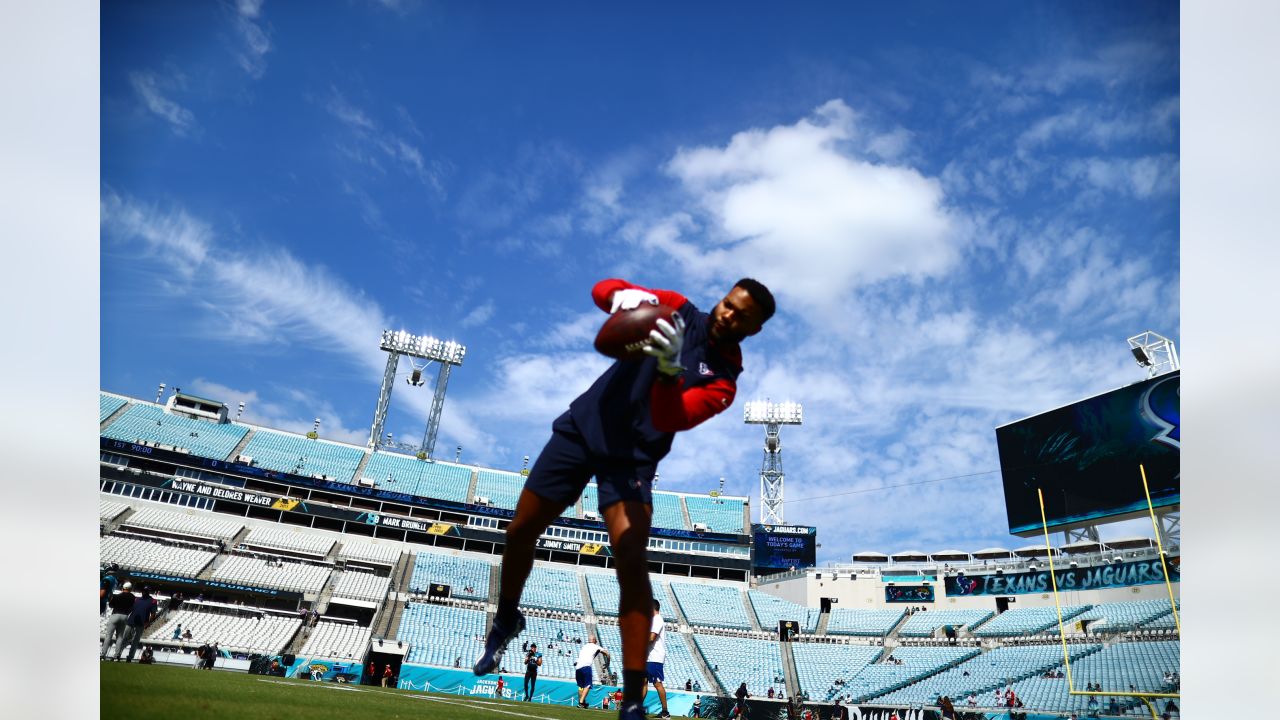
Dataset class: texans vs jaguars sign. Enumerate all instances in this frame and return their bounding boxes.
[996,371,1180,536]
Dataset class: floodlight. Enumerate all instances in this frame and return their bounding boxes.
[1130,347,1152,367]
[745,400,804,523]
[369,328,468,456]
[1126,331,1179,378]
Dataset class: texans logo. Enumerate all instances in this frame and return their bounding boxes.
[699,362,714,376]
[1141,375,1180,449]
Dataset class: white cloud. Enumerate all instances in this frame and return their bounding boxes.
[129,71,196,136]
[187,378,367,445]
[657,99,962,319]
[1062,155,1179,198]
[326,87,444,196]
[233,0,272,78]
[459,300,495,328]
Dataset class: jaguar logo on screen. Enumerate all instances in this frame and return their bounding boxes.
[1141,375,1179,450]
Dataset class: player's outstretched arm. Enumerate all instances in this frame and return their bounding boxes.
[592,278,687,313]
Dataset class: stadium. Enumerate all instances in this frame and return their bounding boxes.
[98,336,1180,720]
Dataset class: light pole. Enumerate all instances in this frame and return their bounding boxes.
[744,400,803,525]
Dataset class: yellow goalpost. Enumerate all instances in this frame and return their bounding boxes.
[1035,465,1181,720]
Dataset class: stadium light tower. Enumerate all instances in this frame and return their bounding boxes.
[367,329,467,458]
[744,400,803,525]
[1127,331,1180,379]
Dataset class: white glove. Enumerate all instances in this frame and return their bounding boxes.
[609,288,660,313]
[642,313,686,376]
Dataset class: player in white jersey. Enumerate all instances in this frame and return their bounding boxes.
[575,634,612,708]
[645,600,671,719]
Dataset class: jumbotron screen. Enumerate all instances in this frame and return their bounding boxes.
[752,524,817,572]
[996,371,1179,536]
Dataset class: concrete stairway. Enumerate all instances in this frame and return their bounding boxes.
[741,590,763,632]
[227,430,255,463]
[779,641,801,699]
[685,631,726,695]
[815,610,832,636]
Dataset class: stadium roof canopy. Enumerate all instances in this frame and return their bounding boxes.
[972,547,1013,558]
[1013,544,1062,557]
[1107,536,1158,550]
[1060,540,1105,554]
[930,549,972,561]
[851,551,889,562]
[890,550,928,562]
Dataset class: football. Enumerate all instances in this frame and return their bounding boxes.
[594,304,680,361]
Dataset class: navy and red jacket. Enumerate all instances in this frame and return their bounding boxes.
[566,279,743,466]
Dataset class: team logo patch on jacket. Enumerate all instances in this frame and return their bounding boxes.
[699,362,714,376]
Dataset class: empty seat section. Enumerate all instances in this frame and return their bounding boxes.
[652,492,687,530]
[974,605,1091,637]
[580,484,599,518]
[100,393,128,422]
[845,647,981,702]
[100,535,216,577]
[148,608,302,654]
[876,643,1101,706]
[597,623,709,690]
[475,470,574,517]
[1060,599,1173,634]
[826,608,905,636]
[300,621,373,660]
[585,573,673,616]
[748,590,820,633]
[243,526,335,557]
[522,566,583,612]
[123,506,243,541]
[362,452,472,502]
[101,403,249,460]
[337,540,401,568]
[671,582,751,630]
[398,602,487,669]
[792,642,883,701]
[899,609,994,637]
[1007,640,1179,715]
[237,428,364,482]
[99,500,130,522]
[408,551,492,601]
[210,555,331,594]
[684,496,745,533]
[331,570,391,602]
[694,634,783,696]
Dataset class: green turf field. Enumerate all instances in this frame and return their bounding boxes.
[100,663,607,720]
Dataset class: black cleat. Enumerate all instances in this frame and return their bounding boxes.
[472,611,526,676]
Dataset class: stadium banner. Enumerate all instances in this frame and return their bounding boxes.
[101,436,749,545]
[283,656,363,683]
[885,585,935,603]
[122,570,304,601]
[395,664,695,714]
[995,371,1179,536]
[944,558,1179,597]
[165,478,279,507]
[752,524,818,573]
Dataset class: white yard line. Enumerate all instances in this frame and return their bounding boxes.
[398,692,570,719]
[255,678,363,692]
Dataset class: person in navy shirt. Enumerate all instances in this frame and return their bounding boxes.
[473,277,775,720]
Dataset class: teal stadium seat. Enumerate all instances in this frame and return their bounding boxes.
[100,393,128,422]
[408,551,493,601]
[671,582,752,630]
[693,634,783,697]
[792,642,883,700]
[237,428,365,482]
[826,607,906,636]
[684,496,745,533]
[101,403,249,460]
[362,451,472,503]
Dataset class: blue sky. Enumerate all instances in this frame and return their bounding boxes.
[101,0,1179,564]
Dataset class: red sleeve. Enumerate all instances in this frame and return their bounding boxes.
[650,377,736,433]
[591,278,688,313]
